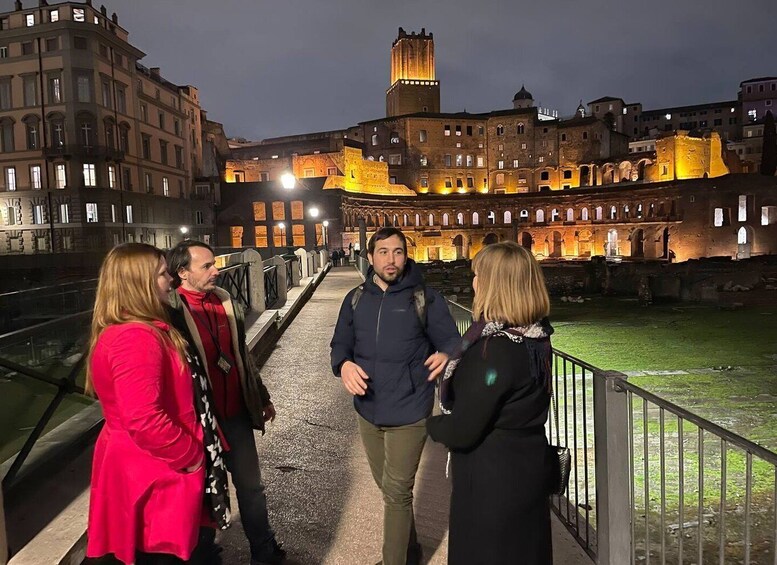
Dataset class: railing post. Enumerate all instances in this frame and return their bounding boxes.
[294,248,310,279]
[241,248,265,315]
[594,370,632,564]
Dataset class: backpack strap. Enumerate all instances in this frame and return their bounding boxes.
[413,284,427,327]
[350,285,364,312]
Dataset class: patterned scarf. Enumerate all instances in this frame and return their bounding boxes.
[438,317,554,414]
[185,348,231,530]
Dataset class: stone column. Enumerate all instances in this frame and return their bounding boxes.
[319,249,329,269]
[294,248,309,279]
[358,218,367,254]
[241,248,266,315]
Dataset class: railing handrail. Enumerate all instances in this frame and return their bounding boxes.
[218,261,250,274]
[616,377,777,465]
[0,310,91,342]
[0,279,98,299]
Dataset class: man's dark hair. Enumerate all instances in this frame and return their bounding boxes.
[367,227,407,255]
[167,240,215,288]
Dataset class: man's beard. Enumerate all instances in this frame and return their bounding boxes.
[375,266,404,286]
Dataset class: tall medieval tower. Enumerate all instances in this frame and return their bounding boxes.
[386,27,440,117]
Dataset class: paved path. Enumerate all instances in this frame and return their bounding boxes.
[217,266,592,564]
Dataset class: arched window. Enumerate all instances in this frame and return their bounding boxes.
[403,214,408,226]
[104,117,116,149]
[519,209,529,220]
[457,212,464,225]
[623,205,630,218]
[536,209,545,223]
[595,206,603,220]
[504,210,512,224]
[472,212,480,225]
[517,123,525,134]
[551,208,560,222]
[496,124,504,136]
[428,213,435,226]
[566,208,574,222]
[581,207,589,221]
[610,206,617,220]
[738,226,748,245]
[415,213,420,226]
[442,213,449,226]
[487,211,496,224]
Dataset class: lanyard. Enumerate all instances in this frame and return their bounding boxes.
[188,295,227,360]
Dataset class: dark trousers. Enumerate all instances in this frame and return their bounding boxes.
[220,410,276,560]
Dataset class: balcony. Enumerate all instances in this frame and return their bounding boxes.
[43,145,126,163]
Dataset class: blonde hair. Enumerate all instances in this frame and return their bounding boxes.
[471,241,550,326]
[86,243,187,395]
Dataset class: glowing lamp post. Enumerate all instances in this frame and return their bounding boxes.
[280,172,296,190]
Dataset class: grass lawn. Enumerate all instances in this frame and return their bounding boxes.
[550,296,777,452]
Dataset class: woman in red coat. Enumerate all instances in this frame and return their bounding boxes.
[84,243,219,565]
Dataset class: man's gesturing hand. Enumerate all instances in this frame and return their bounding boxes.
[340,360,370,396]
[425,352,449,381]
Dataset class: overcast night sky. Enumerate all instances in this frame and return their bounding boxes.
[4,0,777,141]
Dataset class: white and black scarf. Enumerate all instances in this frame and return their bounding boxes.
[185,349,231,530]
[438,318,554,414]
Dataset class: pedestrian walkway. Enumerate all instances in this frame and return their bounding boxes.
[217,266,593,564]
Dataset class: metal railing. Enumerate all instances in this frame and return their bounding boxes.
[216,262,251,311]
[444,300,777,565]
[263,265,279,308]
[284,257,297,291]
[0,311,92,489]
[356,254,370,278]
[0,279,98,334]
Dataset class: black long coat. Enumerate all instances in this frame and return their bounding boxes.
[427,335,553,565]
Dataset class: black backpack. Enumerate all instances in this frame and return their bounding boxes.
[350,284,427,327]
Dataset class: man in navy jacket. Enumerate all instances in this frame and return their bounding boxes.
[330,227,460,565]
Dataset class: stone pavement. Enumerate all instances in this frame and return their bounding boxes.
[217,266,592,564]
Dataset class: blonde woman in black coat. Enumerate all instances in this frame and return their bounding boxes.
[427,241,553,565]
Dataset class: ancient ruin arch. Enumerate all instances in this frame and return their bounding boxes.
[630,228,645,257]
[549,231,563,257]
[483,233,499,246]
[518,231,533,251]
[606,229,619,256]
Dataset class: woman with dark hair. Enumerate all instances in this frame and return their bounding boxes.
[427,241,554,564]
[85,243,229,565]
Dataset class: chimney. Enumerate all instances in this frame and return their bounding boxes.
[14,1,22,11]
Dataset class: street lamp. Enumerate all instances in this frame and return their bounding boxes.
[180,226,189,240]
[322,220,329,249]
[308,206,320,218]
[281,172,296,190]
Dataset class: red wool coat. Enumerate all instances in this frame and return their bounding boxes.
[86,322,205,564]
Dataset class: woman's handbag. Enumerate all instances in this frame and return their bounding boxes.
[546,389,572,496]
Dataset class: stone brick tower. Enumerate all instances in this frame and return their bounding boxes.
[386,27,440,117]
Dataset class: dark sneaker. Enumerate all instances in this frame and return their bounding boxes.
[407,542,423,565]
[251,539,287,565]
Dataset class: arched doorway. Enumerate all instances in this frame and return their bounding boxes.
[631,229,645,258]
[606,229,619,257]
[453,234,465,259]
[737,226,753,259]
[483,233,498,246]
[580,165,591,187]
[518,231,533,251]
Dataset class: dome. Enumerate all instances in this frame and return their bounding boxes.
[513,85,533,101]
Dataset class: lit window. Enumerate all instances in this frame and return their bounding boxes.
[5,167,16,191]
[30,165,42,189]
[419,130,427,142]
[444,125,450,136]
[33,204,45,224]
[737,227,747,245]
[738,195,747,222]
[713,208,724,227]
[50,9,59,22]
[83,163,97,187]
[497,160,504,170]
[420,155,427,166]
[55,164,66,188]
[762,206,777,226]
[162,177,169,196]
[125,205,133,223]
[86,202,99,223]
[26,13,35,26]
[477,156,484,168]
[108,165,116,188]
[59,203,69,223]
[73,8,85,22]
[371,134,378,146]
[665,113,672,120]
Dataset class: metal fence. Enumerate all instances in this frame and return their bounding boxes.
[284,257,297,291]
[263,265,279,308]
[444,299,777,565]
[216,262,251,311]
[0,279,98,334]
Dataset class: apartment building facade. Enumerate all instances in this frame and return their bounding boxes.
[0,0,213,255]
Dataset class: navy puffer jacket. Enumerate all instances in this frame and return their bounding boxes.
[330,259,460,426]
